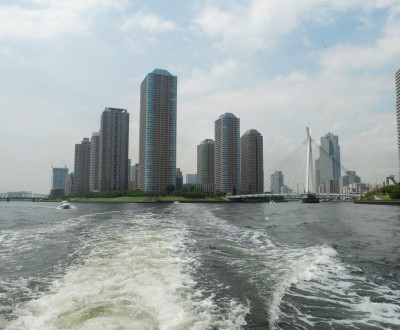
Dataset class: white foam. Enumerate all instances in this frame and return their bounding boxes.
[5,210,249,329]
[267,243,338,326]
[273,245,400,328]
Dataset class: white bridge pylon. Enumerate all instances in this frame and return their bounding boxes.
[305,127,315,193]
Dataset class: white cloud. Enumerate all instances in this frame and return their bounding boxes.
[121,12,177,33]
[194,0,398,54]
[0,0,126,40]
[194,0,319,51]
[318,5,400,73]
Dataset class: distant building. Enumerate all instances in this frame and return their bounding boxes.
[138,69,177,192]
[74,137,91,194]
[99,108,130,191]
[89,131,100,192]
[130,163,139,190]
[197,139,215,186]
[315,132,341,193]
[186,174,197,184]
[50,167,68,197]
[271,171,284,194]
[65,173,74,196]
[340,170,361,193]
[215,113,240,194]
[176,168,183,191]
[396,69,400,180]
[240,129,264,194]
[184,183,215,197]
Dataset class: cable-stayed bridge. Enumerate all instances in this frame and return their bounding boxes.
[229,128,363,202]
[0,192,49,202]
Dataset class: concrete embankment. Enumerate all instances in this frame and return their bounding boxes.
[354,200,400,206]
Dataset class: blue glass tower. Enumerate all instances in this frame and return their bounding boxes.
[138,69,177,191]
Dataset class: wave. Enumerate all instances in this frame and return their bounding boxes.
[4,207,249,329]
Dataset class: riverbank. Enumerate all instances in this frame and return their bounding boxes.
[354,200,400,206]
[70,196,229,203]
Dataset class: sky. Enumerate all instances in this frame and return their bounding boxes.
[1,0,399,194]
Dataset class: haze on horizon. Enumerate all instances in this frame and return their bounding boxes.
[1,0,399,194]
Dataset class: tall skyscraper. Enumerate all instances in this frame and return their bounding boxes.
[73,137,91,194]
[240,129,264,193]
[271,171,284,194]
[396,69,400,180]
[138,69,177,192]
[89,131,100,192]
[214,113,240,194]
[50,167,68,196]
[315,132,341,193]
[197,139,215,185]
[99,108,130,191]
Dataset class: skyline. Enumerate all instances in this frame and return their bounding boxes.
[1,1,400,194]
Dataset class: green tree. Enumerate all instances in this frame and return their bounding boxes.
[164,184,176,195]
[389,185,400,199]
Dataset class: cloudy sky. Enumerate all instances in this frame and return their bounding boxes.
[1,0,399,194]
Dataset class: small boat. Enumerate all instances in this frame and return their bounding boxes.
[60,201,72,209]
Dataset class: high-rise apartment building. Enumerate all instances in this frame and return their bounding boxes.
[271,171,284,194]
[73,137,91,194]
[315,132,341,193]
[197,139,215,185]
[396,69,400,180]
[240,129,264,193]
[138,69,177,192]
[99,108,130,191]
[214,113,240,194]
[89,131,100,192]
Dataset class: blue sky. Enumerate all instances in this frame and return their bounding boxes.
[1,0,399,194]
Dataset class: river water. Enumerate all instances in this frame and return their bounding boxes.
[0,201,399,329]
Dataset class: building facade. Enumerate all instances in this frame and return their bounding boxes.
[89,131,100,192]
[271,171,284,194]
[73,137,91,194]
[50,167,68,196]
[339,170,361,193]
[197,139,215,186]
[99,108,130,191]
[186,174,197,184]
[214,113,240,194]
[397,69,400,180]
[240,129,264,194]
[315,132,341,193]
[130,163,139,190]
[176,168,183,191]
[138,69,177,192]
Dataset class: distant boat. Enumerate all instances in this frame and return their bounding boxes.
[59,201,72,209]
[301,193,319,204]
